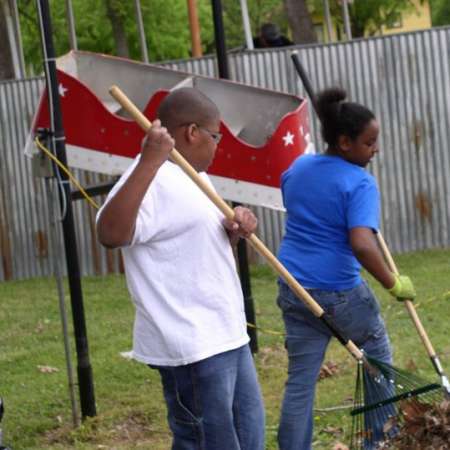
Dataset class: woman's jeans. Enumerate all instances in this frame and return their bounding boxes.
[151,344,265,450]
[277,280,393,450]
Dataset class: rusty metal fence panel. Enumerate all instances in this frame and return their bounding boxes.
[1,27,449,280]
[0,78,122,281]
[0,77,47,280]
[170,27,450,257]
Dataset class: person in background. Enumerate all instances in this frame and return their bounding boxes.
[253,23,293,48]
[96,87,265,450]
[276,87,416,450]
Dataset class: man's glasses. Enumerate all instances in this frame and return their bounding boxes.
[178,123,223,145]
[196,125,223,145]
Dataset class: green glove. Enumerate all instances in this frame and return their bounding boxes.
[388,274,416,301]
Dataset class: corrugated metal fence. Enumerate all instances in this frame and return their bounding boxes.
[1,26,449,281]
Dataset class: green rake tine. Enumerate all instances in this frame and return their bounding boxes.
[350,351,447,450]
[351,382,441,416]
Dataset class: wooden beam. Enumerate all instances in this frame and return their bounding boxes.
[187,0,202,57]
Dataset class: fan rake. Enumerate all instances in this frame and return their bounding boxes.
[347,232,450,449]
[350,356,443,449]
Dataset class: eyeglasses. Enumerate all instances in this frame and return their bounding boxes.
[178,123,223,145]
[196,125,223,145]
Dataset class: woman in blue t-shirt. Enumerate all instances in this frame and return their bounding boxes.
[276,88,416,450]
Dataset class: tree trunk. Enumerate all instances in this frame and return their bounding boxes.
[283,0,317,44]
[104,0,129,57]
[0,0,15,80]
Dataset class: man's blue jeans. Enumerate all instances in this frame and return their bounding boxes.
[151,344,265,450]
[277,280,393,450]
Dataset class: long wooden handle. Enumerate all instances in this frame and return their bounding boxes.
[375,232,437,358]
[109,84,364,361]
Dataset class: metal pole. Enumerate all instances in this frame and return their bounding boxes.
[65,0,78,50]
[3,0,24,78]
[210,0,258,353]
[134,0,149,62]
[291,52,319,116]
[45,177,80,427]
[9,0,26,76]
[36,0,96,418]
[323,0,333,42]
[239,0,253,50]
[211,0,229,78]
[341,0,352,40]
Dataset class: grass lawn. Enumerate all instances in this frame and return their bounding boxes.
[0,249,449,449]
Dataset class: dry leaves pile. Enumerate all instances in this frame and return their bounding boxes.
[378,399,450,449]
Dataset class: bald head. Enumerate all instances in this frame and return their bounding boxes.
[157,87,220,133]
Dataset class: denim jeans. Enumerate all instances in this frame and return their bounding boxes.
[151,344,265,450]
[277,280,392,450]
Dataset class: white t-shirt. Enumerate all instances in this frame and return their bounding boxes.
[99,158,249,366]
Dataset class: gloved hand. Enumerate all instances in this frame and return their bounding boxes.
[388,274,416,301]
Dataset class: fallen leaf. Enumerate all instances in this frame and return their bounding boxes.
[37,365,59,373]
[119,350,133,360]
[321,425,343,436]
[382,399,450,449]
[405,358,418,372]
[383,416,398,434]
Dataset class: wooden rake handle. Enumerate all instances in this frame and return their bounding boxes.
[375,232,437,358]
[109,85,364,361]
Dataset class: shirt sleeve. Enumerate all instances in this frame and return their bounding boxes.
[346,175,380,231]
[96,156,158,247]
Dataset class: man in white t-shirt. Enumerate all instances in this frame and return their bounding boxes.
[96,88,265,450]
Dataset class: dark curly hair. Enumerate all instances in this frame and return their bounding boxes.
[316,88,375,148]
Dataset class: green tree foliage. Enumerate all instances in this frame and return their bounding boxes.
[18,0,216,74]
[430,0,450,26]
[0,0,15,79]
[349,0,420,37]
[19,0,115,74]
[311,0,423,38]
[15,0,436,77]
[18,0,295,75]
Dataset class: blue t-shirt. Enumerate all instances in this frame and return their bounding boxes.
[278,154,380,290]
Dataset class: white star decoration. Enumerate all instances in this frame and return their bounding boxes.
[282,131,294,146]
[58,83,68,97]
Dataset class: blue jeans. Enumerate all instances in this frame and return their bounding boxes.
[277,280,392,450]
[151,344,265,450]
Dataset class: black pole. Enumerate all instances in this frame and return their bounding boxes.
[36,0,96,418]
[211,0,229,79]
[290,52,319,117]
[211,0,258,353]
